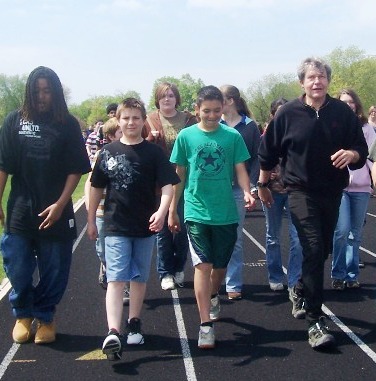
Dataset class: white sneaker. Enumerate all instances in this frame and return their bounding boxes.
[198,325,215,349]
[270,282,284,291]
[209,295,220,321]
[174,271,184,287]
[161,274,175,290]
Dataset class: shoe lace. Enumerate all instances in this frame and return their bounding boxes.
[296,298,305,310]
[310,319,329,337]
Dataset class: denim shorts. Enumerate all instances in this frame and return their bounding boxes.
[104,235,155,283]
[186,221,238,269]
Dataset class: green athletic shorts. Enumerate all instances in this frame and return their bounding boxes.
[185,221,238,269]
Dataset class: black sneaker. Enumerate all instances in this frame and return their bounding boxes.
[358,260,365,268]
[346,280,360,289]
[308,317,335,349]
[126,318,144,345]
[332,279,345,291]
[102,329,122,361]
[289,287,306,319]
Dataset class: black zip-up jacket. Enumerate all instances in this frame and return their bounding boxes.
[258,94,368,194]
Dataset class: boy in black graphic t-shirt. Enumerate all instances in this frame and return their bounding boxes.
[87,98,179,361]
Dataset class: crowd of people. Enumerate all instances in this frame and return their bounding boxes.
[0,57,375,361]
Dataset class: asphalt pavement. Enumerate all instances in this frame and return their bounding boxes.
[0,198,375,381]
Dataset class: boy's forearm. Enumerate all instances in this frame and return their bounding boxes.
[158,185,173,216]
[169,182,184,213]
[169,166,186,213]
[235,163,251,193]
[88,186,104,222]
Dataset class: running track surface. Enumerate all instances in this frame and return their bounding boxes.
[0,198,375,381]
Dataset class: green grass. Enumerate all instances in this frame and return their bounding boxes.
[0,173,88,283]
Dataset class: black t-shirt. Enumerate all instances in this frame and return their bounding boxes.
[91,140,180,237]
[0,111,91,240]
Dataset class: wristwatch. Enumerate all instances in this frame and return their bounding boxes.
[256,181,269,188]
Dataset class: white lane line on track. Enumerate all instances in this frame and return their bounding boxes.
[360,246,376,258]
[0,344,20,379]
[0,279,11,301]
[0,198,87,380]
[366,212,376,218]
[243,228,376,364]
[171,289,197,381]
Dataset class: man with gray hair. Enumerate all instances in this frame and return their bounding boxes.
[258,57,368,349]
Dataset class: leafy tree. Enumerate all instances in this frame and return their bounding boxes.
[0,74,27,126]
[325,46,376,110]
[148,74,205,112]
[246,73,301,126]
[69,91,141,128]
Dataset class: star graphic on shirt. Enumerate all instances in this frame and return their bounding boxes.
[203,152,216,167]
[196,145,225,177]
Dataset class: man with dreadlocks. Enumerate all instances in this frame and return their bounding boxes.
[0,66,90,344]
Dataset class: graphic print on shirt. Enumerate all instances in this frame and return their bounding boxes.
[18,118,55,160]
[18,119,41,138]
[195,141,226,177]
[100,148,140,190]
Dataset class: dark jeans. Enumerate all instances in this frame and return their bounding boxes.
[156,197,188,280]
[288,190,341,322]
[1,233,73,323]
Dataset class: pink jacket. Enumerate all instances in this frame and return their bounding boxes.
[345,123,376,193]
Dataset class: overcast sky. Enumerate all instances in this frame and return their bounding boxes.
[1,0,375,105]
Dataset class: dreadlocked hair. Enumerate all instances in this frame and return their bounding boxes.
[22,66,69,124]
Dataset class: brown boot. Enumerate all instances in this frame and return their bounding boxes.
[12,318,33,343]
[34,320,56,344]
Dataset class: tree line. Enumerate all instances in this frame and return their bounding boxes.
[1,46,375,129]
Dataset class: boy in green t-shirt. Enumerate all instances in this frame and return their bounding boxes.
[169,86,256,349]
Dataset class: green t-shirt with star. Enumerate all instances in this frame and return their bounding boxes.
[170,123,250,225]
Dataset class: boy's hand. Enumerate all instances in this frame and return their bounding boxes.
[244,192,257,212]
[168,211,181,233]
[87,221,98,240]
[149,211,165,232]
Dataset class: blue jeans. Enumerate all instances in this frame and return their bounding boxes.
[156,197,188,280]
[263,192,303,289]
[331,191,370,281]
[225,187,246,292]
[1,233,73,323]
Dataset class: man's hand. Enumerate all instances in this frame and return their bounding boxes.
[38,203,64,230]
[331,149,358,169]
[258,187,274,208]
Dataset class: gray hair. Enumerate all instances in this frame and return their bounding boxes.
[297,57,332,82]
